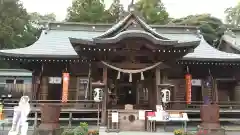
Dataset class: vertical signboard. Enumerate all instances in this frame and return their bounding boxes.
[112,112,119,123]
[62,73,69,102]
[185,74,192,104]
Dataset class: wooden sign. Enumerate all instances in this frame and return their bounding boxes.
[185,74,192,104]
[49,77,62,84]
[62,73,70,102]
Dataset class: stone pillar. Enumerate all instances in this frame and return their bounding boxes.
[200,104,221,132]
[39,104,61,130]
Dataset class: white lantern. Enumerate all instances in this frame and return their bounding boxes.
[161,89,171,103]
[94,88,103,102]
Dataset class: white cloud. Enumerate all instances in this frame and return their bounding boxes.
[21,0,238,21]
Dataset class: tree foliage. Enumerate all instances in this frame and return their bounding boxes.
[0,0,44,68]
[66,0,109,23]
[0,0,32,49]
[134,0,169,24]
[66,0,126,23]
[225,2,240,28]
[107,0,125,22]
[171,14,226,47]
[29,12,56,28]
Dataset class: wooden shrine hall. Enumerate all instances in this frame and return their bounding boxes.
[1,12,240,130]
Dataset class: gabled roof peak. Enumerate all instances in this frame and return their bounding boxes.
[95,12,169,40]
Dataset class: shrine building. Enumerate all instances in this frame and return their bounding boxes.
[1,13,240,129]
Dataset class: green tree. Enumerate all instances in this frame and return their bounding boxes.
[107,0,125,22]
[225,2,240,28]
[0,0,41,68]
[134,0,169,24]
[66,0,111,23]
[171,14,226,47]
[29,12,56,28]
[0,0,29,48]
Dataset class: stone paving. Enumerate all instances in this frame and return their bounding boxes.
[100,131,174,135]
[1,126,240,135]
[99,131,240,135]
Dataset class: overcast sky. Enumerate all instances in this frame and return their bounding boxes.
[21,0,239,22]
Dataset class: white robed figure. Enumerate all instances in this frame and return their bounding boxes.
[8,96,30,135]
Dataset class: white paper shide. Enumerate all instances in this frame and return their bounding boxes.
[8,96,30,135]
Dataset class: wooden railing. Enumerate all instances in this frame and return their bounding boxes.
[2,99,102,111]
[2,100,102,127]
[3,99,240,124]
[1,84,38,99]
[166,101,240,111]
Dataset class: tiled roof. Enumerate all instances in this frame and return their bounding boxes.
[0,10,240,62]
[1,28,240,61]
[96,13,169,39]
[0,30,102,58]
[0,69,32,77]
[221,31,240,51]
[161,33,201,43]
[183,36,240,61]
[0,26,201,58]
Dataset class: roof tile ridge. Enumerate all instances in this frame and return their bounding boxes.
[224,29,236,38]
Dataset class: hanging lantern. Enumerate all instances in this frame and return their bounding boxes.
[185,73,192,104]
[62,72,70,103]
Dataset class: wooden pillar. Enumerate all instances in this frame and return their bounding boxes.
[101,67,107,125]
[233,82,240,106]
[213,79,218,103]
[162,71,168,84]
[40,76,48,100]
[155,67,161,105]
[31,74,38,100]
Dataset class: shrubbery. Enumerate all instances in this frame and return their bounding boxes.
[61,122,99,135]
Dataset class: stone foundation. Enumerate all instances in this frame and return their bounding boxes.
[118,110,145,131]
[35,128,63,135]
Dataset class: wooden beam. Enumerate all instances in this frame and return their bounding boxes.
[105,50,156,56]
[97,62,154,69]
